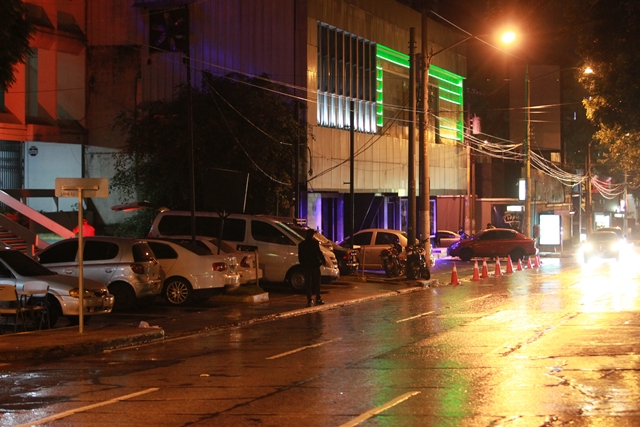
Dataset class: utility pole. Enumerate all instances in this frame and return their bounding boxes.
[524,64,531,238]
[407,28,416,246]
[418,11,431,262]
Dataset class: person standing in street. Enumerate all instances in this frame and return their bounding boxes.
[298,228,326,307]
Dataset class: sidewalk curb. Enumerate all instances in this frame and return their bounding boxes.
[0,327,165,362]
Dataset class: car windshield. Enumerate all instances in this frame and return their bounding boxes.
[588,232,617,242]
[276,222,303,241]
[208,239,236,254]
[0,250,55,277]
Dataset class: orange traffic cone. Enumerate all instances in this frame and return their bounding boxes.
[506,256,514,274]
[450,262,461,285]
[526,256,533,269]
[481,259,489,278]
[471,260,480,281]
[533,255,540,268]
[537,254,542,266]
[494,257,501,276]
[517,258,523,271]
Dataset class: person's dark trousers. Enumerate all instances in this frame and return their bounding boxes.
[304,267,321,302]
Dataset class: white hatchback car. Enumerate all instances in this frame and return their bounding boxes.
[147,239,240,305]
[36,237,163,310]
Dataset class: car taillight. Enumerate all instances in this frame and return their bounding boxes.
[131,263,145,274]
[240,256,251,268]
[213,262,228,272]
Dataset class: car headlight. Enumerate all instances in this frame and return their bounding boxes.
[68,288,95,298]
[611,242,620,251]
[583,243,593,252]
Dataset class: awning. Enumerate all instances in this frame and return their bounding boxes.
[111,201,157,212]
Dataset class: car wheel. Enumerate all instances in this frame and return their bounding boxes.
[288,266,305,291]
[510,248,526,262]
[109,282,137,311]
[459,248,473,262]
[164,277,193,306]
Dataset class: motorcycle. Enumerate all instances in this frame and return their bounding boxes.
[380,242,405,277]
[405,239,431,280]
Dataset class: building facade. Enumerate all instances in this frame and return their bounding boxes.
[3,0,470,239]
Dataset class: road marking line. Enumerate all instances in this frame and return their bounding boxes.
[339,391,421,427]
[396,311,434,323]
[13,388,159,427]
[265,337,343,360]
[465,294,492,303]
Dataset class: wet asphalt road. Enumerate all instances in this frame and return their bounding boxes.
[2,250,640,426]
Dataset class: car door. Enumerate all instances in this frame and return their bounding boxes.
[36,240,79,276]
[350,231,374,269]
[81,240,120,285]
[249,219,298,282]
[472,230,500,258]
[372,231,403,268]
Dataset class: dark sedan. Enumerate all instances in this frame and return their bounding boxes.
[447,228,537,261]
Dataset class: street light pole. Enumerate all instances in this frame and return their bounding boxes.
[524,64,532,237]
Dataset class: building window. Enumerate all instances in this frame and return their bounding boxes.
[376,44,464,143]
[317,23,377,133]
[26,51,38,119]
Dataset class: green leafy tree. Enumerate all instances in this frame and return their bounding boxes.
[112,73,306,235]
[573,0,640,187]
[0,0,34,90]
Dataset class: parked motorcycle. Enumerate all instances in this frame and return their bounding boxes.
[405,239,431,280]
[380,242,405,277]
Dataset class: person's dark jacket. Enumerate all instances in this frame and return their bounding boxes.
[298,238,325,268]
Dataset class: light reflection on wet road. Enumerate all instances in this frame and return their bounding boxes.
[2,250,640,426]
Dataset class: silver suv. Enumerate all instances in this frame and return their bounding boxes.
[36,237,163,310]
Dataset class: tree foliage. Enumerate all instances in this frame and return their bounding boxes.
[573,0,640,187]
[0,0,34,91]
[112,73,306,223]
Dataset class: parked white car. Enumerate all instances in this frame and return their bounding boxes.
[159,237,263,285]
[149,211,340,290]
[0,248,114,327]
[36,237,163,310]
[146,239,240,305]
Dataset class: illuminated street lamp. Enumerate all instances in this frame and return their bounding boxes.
[416,22,518,253]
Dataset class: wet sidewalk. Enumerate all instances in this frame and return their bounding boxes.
[0,273,439,363]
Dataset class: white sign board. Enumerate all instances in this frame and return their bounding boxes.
[55,178,109,198]
[539,214,561,246]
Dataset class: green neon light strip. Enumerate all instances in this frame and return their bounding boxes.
[376,44,464,136]
[377,44,409,68]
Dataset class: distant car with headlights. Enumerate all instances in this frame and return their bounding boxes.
[36,237,163,310]
[583,231,621,262]
[0,248,113,327]
[146,240,240,305]
[447,228,537,261]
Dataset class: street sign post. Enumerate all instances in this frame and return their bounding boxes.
[55,178,109,333]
